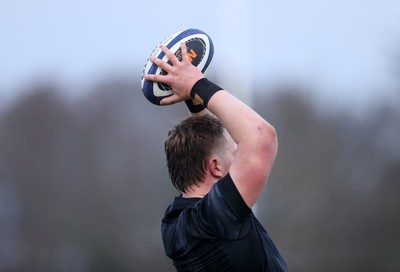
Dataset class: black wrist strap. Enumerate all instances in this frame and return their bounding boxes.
[190,78,223,108]
[184,99,205,113]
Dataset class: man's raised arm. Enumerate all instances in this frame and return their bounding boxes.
[144,43,278,208]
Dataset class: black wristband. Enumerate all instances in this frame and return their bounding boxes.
[190,78,223,108]
[184,99,206,113]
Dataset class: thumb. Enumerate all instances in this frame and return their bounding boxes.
[160,94,180,106]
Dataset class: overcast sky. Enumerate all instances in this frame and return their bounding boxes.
[1,0,400,108]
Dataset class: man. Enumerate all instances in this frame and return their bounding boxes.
[144,43,287,271]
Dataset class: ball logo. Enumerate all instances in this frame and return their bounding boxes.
[175,48,197,62]
[158,38,206,92]
[173,37,205,66]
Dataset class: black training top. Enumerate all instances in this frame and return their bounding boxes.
[161,173,288,272]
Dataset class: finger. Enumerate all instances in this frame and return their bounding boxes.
[160,94,180,105]
[144,73,170,84]
[160,45,180,66]
[150,56,172,73]
[180,43,190,64]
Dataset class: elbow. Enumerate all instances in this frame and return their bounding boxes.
[258,122,278,157]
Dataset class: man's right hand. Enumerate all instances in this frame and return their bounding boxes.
[144,43,204,106]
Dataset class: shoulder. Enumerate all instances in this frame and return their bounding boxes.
[207,173,251,220]
[162,174,253,240]
[187,174,253,239]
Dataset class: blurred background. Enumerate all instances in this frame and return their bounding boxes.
[1,0,400,271]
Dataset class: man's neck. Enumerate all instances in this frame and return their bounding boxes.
[182,180,215,198]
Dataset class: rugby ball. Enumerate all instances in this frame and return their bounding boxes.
[141,28,214,105]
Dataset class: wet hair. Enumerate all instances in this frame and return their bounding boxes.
[164,115,225,193]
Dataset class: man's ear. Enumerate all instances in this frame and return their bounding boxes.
[208,157,223,179]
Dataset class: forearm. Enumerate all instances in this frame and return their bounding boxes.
[201,90,276,150]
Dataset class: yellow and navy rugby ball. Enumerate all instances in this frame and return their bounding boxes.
[141,28,214,105]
